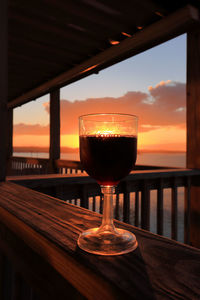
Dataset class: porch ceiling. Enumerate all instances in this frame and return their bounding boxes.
[8,0,200,108]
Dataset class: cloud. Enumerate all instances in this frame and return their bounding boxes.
[14,123,49,135]
[14,80,186,136]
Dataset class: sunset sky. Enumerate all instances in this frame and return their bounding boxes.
[13,34,186,152]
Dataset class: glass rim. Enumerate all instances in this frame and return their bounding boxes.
[79,113,138,121]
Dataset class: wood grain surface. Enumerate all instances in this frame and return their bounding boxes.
[0,181,200,299]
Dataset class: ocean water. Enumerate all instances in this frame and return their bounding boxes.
[14,151,186,168]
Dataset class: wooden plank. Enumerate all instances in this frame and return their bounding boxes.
[0,0,8,181]
[8,5,200,108]
[50,90,60,173]
[0,182,200,299]
[0,182,122,300]
[0,222,84,300]
[187,28,200,248]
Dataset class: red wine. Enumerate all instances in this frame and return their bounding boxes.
[80,135,137,185]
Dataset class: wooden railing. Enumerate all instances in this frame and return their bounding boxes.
[8,156,50,175]
[56,159,84,174]
[8,156,171,176]
[10,168,200,246]
[8,156,85,175]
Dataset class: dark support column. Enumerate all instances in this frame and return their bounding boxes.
[50,89,60,173]
[0,0,8,181]
[7,109,13,159]
[6,109,13,176]
[187,28,200,248]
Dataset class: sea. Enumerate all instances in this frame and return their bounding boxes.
[13,151,186,242]
[14,151,186,168]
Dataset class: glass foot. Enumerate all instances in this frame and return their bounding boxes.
[78,227,138,255]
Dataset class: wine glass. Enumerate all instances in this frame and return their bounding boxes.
[78,113,138,255]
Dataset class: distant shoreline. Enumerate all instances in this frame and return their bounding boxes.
[13,146,185,154]
[13,146,79,153]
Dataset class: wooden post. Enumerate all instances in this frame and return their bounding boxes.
[49,89,60,173]
[0,0,8,181]
[187,28,200,248]
[6,109,13,175]
[7,109,13,160]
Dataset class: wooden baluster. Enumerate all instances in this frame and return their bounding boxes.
[123,182,130,223]
[99,195,103,214]
[115,193,119,220]
[141,181,150,230]
[184,177,191,244]
[92,196,96,212]
[134,191,139,227]
[171,179,178,240]
[80,186,88,209]
[157,179,164,235]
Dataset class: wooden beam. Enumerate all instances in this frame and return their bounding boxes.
[8,5,200,109]
[0,0,8,181]
[49,89,60,173]
[187,27,200,248]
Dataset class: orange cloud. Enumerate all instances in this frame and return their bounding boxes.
[14,123,49,135]
[49,80,185,135]
[13,80,186,151]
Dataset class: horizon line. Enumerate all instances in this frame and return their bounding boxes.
[13,146,186,154]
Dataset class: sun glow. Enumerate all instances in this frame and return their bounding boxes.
[13,134,79,149]
[13,126,185,152]
[61,134,79,148]
[95,130,120,137]
[138,126,186,151]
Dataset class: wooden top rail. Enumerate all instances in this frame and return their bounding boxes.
[0,181,200,299]
[10,156,49,165]
[55,159,83,170]
[8,168,200,193]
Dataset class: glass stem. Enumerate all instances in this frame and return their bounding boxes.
[99,185,116,233]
